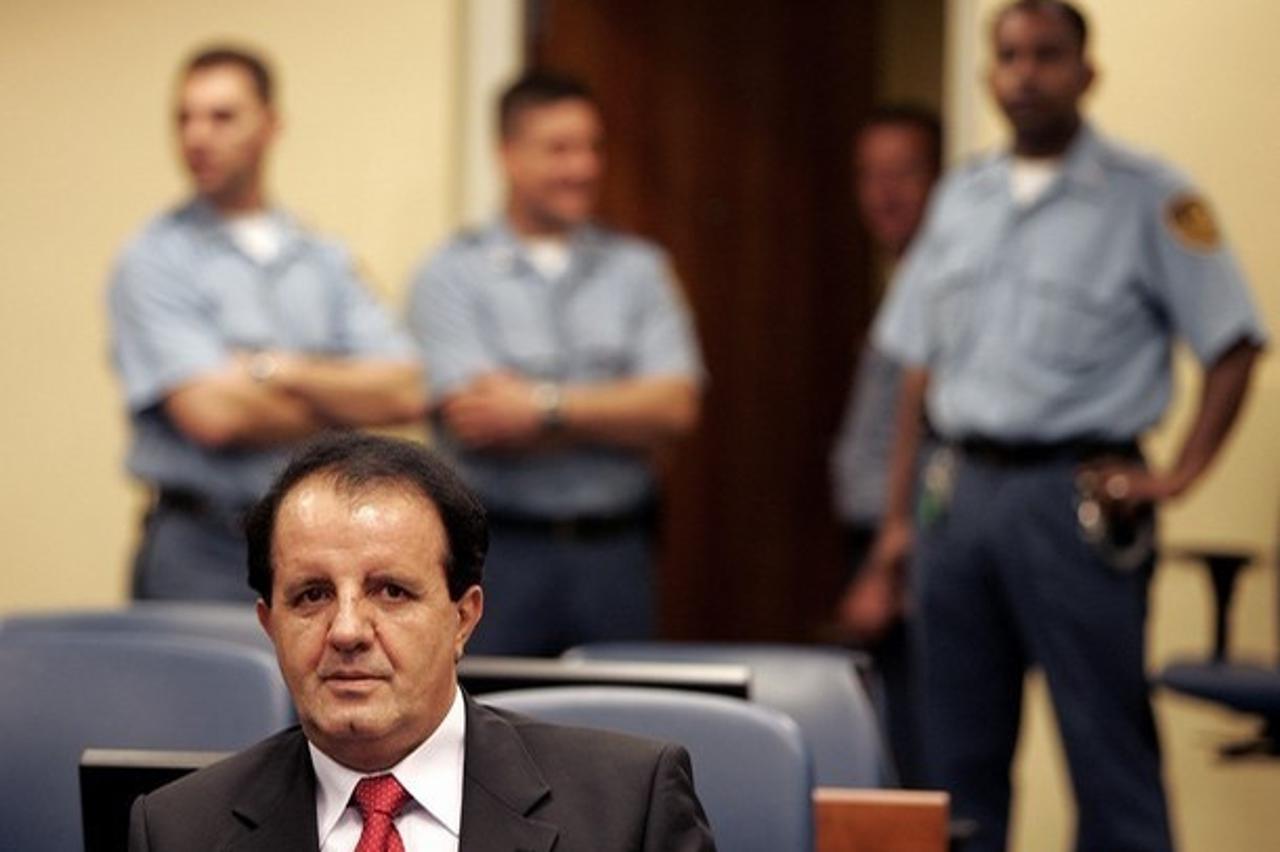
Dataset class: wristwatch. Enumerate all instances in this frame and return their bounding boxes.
[246,352,279,384]
[532,381,564,430]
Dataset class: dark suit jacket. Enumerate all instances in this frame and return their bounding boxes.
[128,695,716,851]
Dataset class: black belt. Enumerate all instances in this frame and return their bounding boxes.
[153,489,253,534]
[956,437,1140,467]
[487,505,656,542]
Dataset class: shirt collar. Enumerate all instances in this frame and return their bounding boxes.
[974,122,1109,199]
[1055,123,1108,193]
[309,685,468,844]
[486,216,602,275]
[181,196,307,261]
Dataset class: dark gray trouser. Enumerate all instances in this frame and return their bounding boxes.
[466,520,655,657]
[132,505,257,602]
[916,453,1173,852]
[845,523,926,788]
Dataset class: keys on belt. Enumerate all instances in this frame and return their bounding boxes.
[1073,470,1157,573]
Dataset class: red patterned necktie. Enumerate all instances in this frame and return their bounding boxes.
[353,774,412,852]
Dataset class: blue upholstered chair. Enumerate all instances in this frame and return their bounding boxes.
[484,685,815,852]
[564,641,887,786]
[0,600,271,652]
[0,631,293,852]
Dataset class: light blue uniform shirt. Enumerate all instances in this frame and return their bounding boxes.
[407,220,704,517]
[876,125,1266,442]
[108,198,415,505]
[830,342,903,525]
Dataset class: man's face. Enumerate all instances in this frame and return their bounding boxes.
[854,124,937,258]
[988,8,1093,145]
[258,477,483,772]
[501,98,604,233]
[176,64,276,206]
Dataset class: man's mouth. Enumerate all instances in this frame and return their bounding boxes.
[320,669,387,686]
[187,160,218,180]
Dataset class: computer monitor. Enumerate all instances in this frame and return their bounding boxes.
[80,748,226,852]
[458,655,753,699]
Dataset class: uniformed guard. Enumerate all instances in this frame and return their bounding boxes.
[407,71,704,656]
[108,46,426,601]
[845,3,1267,850]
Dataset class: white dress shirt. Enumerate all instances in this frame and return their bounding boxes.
[310,686,467,852]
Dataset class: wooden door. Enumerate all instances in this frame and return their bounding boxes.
[529,0,879,640]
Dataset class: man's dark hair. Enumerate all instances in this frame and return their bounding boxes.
[245,433,488,604]
[184,45,275,106]
[993,0,1089,54]
[498,69,597,139]
[857,104,944,176]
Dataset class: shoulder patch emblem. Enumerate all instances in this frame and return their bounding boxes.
[1164,193,1221,252]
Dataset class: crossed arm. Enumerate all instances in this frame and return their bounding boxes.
[166,353,426,449]
[437,371,700,453]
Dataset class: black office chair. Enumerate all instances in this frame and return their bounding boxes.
[1157,547,1280,756]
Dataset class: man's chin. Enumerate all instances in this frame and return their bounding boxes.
[190,175,227,197]
[307,708,392,744]
[537,202,594,231]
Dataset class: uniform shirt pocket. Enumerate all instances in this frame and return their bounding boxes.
[1018,275,1123,372]
[567,309,634,380]
[926,272,981,364]
[481,294,559,377]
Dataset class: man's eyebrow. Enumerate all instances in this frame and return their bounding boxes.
[281,574,332,593]
[365,568,426,588]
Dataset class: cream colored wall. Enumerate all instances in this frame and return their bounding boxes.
[948,2,1280,849]
[0,0,460,611]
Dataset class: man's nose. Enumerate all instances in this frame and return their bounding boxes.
[568,148,602,179]
[327,594,373,650]
[1011,55,1040,85]
[181,117,213,148]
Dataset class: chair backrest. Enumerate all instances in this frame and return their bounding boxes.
[483,685,814,852]
[0,631,294,852]
[0,601,272,652]
[565,641,886,786]
[459,654,751,698]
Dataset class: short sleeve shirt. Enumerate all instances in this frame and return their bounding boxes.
[830,342,904,525]
[407,220,704,517]
[108,198,415,504]
[875,125,1266,442]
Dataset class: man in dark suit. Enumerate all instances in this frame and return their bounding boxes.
[128,432,715,851]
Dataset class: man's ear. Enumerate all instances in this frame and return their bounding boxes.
[498,138,519,182]
[1079,60,1097,97]
[266,108,283,143]
[256,598,274,643]
[453,586,484,658]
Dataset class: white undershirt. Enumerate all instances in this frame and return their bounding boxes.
[225,211,284,265]
[522,237,572,281]
[1010,157,1063,207]
[310,686,466,852]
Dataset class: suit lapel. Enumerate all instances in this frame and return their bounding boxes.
[223,729,321,852]
[206,700,558,851]
[460,696,559,852]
